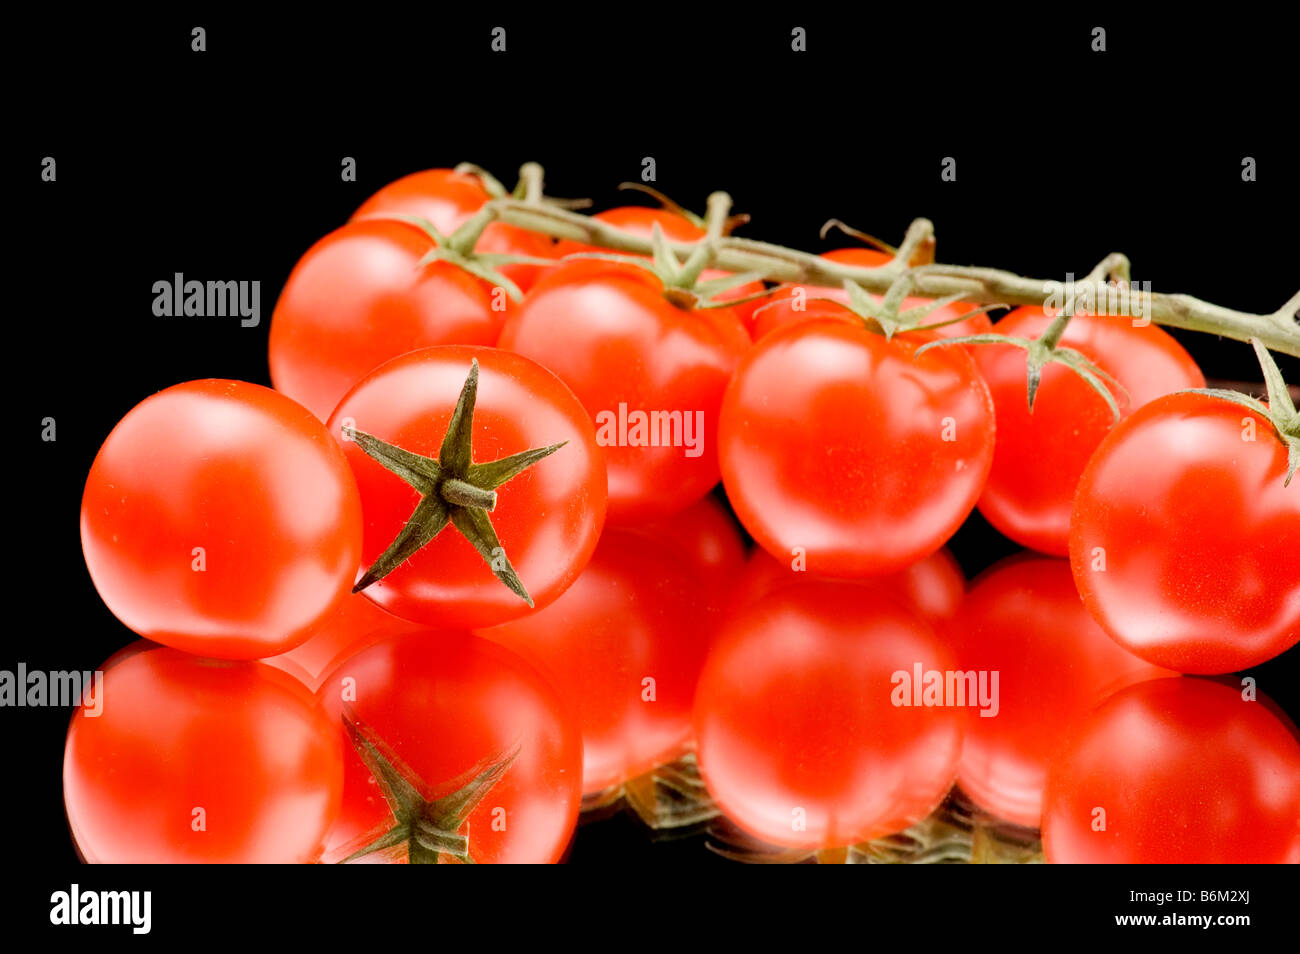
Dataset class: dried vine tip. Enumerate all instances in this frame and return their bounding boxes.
[338,710,520,864]
[818,218,897,253]
[347,359,566,604]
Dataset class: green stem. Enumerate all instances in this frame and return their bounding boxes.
[491,198,1300,357]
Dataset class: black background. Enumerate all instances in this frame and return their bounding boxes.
[11,9,1299,939]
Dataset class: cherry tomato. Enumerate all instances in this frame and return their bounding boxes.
[975,307,1204,555]
[554,206,766,326]
[1070,392,1299,673]
[328,345,606,629]
[729,545,965,626]
[269,218,510,421]
[265,592,426,691]
[719,319,995,577]
[64,644,344,863]
[316,631,582,863]
[752,247,992,342]
[80,380,363,660]
[632,493,749,623]
[946,554,1174,828]
[694,580,962,849]
[477,528,711,793]
[351,167,556,293]
[1042,677,1300,863]
[499,259,750,524]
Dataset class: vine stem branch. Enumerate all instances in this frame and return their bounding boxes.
[488,198,1300,357]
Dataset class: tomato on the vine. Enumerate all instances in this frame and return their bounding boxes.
[633,493,748,622]
[719,319,995,577]
[80,380,363,660]
[269,218,512,421]
[694,580,962,850]
[1042,677,1300,863]
[64,644,344,863]
[975,307,1204,555]
[477,528,711,794]
[351,167,556,293]
[1070,391,1299,673]
[316,631,583,864]
[946,554,1174,828]
[499,259,750,524]
[328,345,606,629]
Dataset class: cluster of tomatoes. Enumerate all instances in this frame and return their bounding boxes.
[71,168,1299,864]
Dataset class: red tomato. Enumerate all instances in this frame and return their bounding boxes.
[316,631,582,863]
[752,247,992,342]
[80,380,363,660]
[351,167,556,293]
[946,554,1174,828]
[1042,677,1300,863]
[632,493,748,621]
[499,259,750,523]
[266,592,426,691]
[64,644,344,863]
[719,319,995,577]
[555,206,766,327]
[975,307,1204,555]
[477,529,710,793]
[1070,392,1299,673]
[730,545,965,626]
[269,219,509,421]
[694,580,962,849]
[327,345,606,629]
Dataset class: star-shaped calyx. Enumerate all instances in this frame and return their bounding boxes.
[344,358,565,605]
[338,711,519,864]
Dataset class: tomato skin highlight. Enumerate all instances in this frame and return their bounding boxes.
[719,319,995,577]
[500,259,750,524]
[316,631,583,864]
[1069,392,1300,674]
[327,345,607,630]
[269,219,508,421]
[351,167,556,294]
[1042,677,1300,863]
[64,644,344,864]
[80,380,364,660]
[694,580,962,850]
[946,554,1174,828]
[975,307,1204,555]
[477,528,712,793]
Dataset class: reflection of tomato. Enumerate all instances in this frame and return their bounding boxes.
[328,346,606,629]
[1070,392,1300,673]
[64,644,344,863]
[1043,677,1300,863]
[80,380,363,660]
[729,546,964,626]
[316,631,582,863]
[500,259,750,523]
[753,247,991,341]
[477,529,709,793]
[694,581,961,849]
[266,592,425,691]
[351,167,556,293]
[720,319,994,576]
[633,494,748,623]
[269,219,510,421]
[946,554,1174,828]
[976,307,1204,555]
[554,206,765,326]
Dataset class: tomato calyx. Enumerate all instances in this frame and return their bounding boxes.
[1180,337,1300,485]
[337,711,518,864]
[377,211,556,303]
[841,271,1000,341]
[345,359,566,605]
